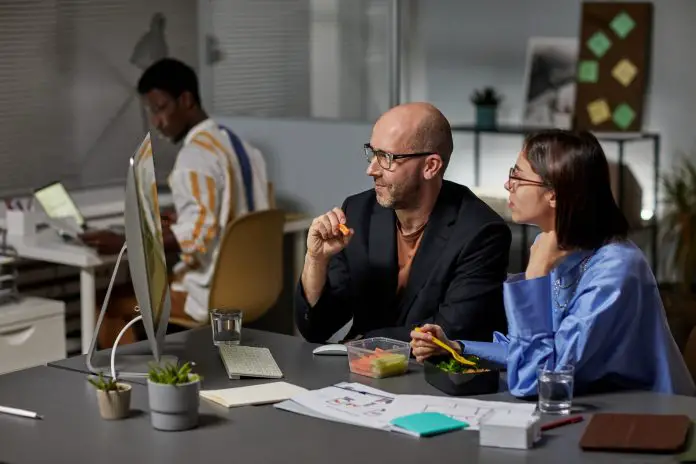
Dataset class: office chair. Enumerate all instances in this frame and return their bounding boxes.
[168,209,285,329]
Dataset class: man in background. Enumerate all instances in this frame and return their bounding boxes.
[295,102,511,343]
[85,58,270,347]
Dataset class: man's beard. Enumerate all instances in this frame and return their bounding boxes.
[375,179,421,210]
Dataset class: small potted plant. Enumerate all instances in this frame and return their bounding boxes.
[147,361,201,431]
[87,373,132,420]
[470,86,503,129]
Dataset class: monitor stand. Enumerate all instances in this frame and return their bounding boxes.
[88,352,179,378]
[86,312,180,378]
[85,243,179,379]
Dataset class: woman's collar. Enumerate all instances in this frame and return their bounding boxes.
[552,248,595,277]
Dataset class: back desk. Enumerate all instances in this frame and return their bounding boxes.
[0,328,689,463]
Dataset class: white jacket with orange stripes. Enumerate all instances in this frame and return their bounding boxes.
[168,118,269,322]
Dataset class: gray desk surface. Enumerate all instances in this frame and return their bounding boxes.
[5,328,688,463]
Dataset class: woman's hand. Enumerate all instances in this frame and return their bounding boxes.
[525,231,570,279]
[409,324,461,363]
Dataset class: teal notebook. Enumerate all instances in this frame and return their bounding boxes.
[390,412,468,437]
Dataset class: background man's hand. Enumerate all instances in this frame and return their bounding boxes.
[79,230,125,255]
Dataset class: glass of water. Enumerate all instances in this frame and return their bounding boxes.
[537,364,574,414]
[210,309,243,346]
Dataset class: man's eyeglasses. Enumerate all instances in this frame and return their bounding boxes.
[507,167,548,190]
[364,143,434,170]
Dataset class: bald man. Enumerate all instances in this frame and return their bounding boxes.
[295,103,511,343]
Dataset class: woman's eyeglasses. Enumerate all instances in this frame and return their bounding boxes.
[364,144,434,170]
[507,167,548,190]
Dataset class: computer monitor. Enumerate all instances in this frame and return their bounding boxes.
[87,133,176,377]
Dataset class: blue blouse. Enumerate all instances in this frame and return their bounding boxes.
[457,240,695,397]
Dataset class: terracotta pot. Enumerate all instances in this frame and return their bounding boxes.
[96,383,132,420]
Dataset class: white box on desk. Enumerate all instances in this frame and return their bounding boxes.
[479,409,541,450]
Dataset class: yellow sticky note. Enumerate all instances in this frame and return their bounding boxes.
[612,59,638,87]
[587,99,611,125]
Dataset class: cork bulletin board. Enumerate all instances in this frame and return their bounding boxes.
[573,2,653,132]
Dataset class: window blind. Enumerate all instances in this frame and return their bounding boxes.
[0,0,197,198]
[207,0,391,122]
[0,1,67,197]
[209,0,311,118]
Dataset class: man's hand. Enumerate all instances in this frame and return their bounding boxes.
[160,210,177,227]
[301,207,353,307]
[306,207,353,263]
[525,231,570,279]
[79,230,125,255]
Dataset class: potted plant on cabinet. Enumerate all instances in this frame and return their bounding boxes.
[660,156,696,374]
[470,87,503,130]
[147,361,201,431]
[87,373,132,420]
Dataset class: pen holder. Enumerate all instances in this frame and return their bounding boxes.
[5,210,37,237]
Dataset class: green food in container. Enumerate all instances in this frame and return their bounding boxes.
[435,356,483,373]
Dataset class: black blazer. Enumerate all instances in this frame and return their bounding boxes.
[295,180,511,343]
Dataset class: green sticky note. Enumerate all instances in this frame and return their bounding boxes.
[610,11,636,39]
[587,31,612,58]
[578,60,599,83]
[613,103,636,130]
[390,412,468,437]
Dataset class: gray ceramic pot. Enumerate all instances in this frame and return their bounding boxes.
[147,376,200,431]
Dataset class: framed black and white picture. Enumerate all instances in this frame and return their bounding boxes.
[522,37,578,128]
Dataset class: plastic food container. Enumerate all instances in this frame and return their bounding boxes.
[424,355,503,396]
[345,337,411,378]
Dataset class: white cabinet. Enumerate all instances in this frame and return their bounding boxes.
[0,297,65,375]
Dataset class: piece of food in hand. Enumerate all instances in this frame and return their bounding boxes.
[338,223,350,236]
[435,356,490,374]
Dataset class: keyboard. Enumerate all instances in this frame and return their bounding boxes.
[218,345,283,379]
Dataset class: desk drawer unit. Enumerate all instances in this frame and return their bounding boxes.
[0,297,66,374]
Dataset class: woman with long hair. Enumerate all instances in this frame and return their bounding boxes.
[411,130,694,397]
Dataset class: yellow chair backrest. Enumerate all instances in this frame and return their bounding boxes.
[208,209,285,324]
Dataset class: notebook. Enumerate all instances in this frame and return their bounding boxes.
[579,413,691,453]
[200,382,307,408]
[390,412,468,437]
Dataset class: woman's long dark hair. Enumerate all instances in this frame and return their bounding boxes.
[523,129,628,250]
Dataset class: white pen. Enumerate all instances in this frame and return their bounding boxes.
[0,405,43,420]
